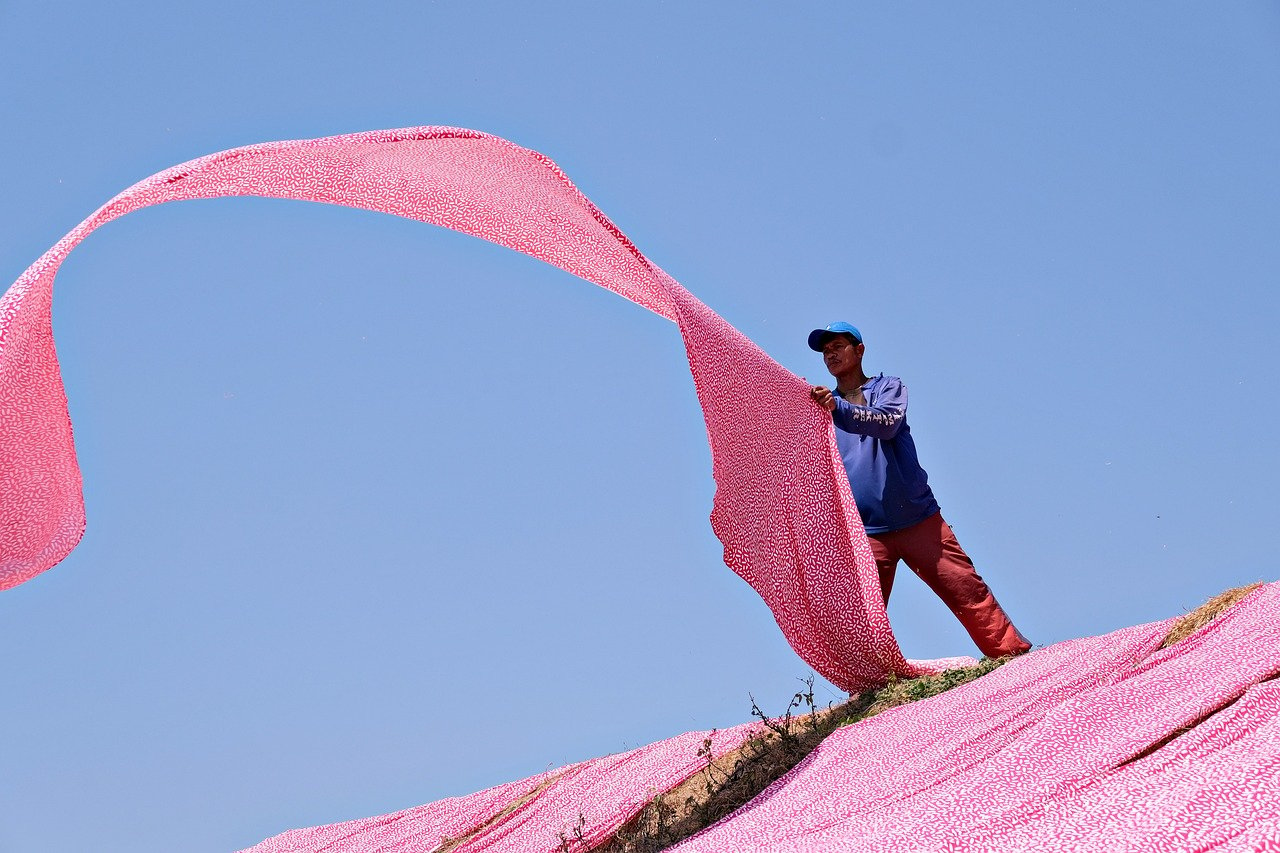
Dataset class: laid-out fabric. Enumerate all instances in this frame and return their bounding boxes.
[240,723,759,853]
[671,584,1280,852]
[0,126,972,689]
[241,588,1280,852]
[240,770,559,853]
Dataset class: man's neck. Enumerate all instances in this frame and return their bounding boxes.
[835,372,870,395]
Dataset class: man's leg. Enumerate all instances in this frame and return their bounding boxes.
[866,532,901,606]
[894,514,1031,657]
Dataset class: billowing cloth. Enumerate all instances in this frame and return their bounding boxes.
[0,126,965,689]
[673,584,1280,852]
[240,723,759,852]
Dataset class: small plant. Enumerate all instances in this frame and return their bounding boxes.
[694,728,721,795]
[556,812,589,853]
[600,661,1011,853]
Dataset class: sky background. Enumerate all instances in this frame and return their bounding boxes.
[2,3,1279,852]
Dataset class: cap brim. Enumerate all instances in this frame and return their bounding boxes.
[808,327,862,350]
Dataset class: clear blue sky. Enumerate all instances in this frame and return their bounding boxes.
[3,4,1278,852]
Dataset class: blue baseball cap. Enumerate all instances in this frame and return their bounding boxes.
[807,321,863,351]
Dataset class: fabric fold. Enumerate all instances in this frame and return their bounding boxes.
[0,126,960,688]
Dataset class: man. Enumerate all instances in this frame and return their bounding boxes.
[807,321,1031,658]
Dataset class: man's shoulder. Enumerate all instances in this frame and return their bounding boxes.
[867,374,907,403]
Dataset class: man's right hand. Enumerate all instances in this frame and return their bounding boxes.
[810,385,836,412]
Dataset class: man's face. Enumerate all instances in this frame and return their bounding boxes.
[822,334,863,376]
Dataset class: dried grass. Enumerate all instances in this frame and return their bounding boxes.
[432,773,562,853]
[1160,583,1262,649]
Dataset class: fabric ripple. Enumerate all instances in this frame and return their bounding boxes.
[0,127,961,689]
[239,722,759,853]
[671,585,1280,852]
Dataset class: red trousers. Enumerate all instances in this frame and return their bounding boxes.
[869,513,1031,658]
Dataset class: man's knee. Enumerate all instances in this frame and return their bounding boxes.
[868,534,898,605]
[935,563,996,607]
[877,563,896,605]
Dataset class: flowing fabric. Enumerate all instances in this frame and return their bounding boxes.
[240,723,760,853]
[6,130,1275,848]
[0,126,960,689]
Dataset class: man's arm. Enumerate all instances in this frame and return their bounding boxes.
[817,378,908,440]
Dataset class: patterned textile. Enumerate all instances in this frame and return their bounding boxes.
[7,129,1275,851]
[240,771,560,853]
[240,723,760,853]
[244,587,1280,852]
[672,584,1280,852]
[0,126,968,689]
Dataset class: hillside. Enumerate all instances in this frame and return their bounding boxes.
[242,583,1279,852]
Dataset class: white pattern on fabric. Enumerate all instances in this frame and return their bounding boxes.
[241,724,760,853]
[4,127,1277,853]
[240,588,1280,851]
[0,126,960,690]
[672,586,1280,852]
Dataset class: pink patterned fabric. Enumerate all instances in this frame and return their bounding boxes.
[238,588,1280,852]
[672,584,1280,852]
[239,723,759,853]
[0,126,960,689]
[9,126,1275,853]
[240,771,559,853]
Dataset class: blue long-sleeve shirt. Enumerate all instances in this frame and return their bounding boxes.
[831,374,940,534]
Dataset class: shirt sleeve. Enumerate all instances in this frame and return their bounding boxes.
[831,378,907,440]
